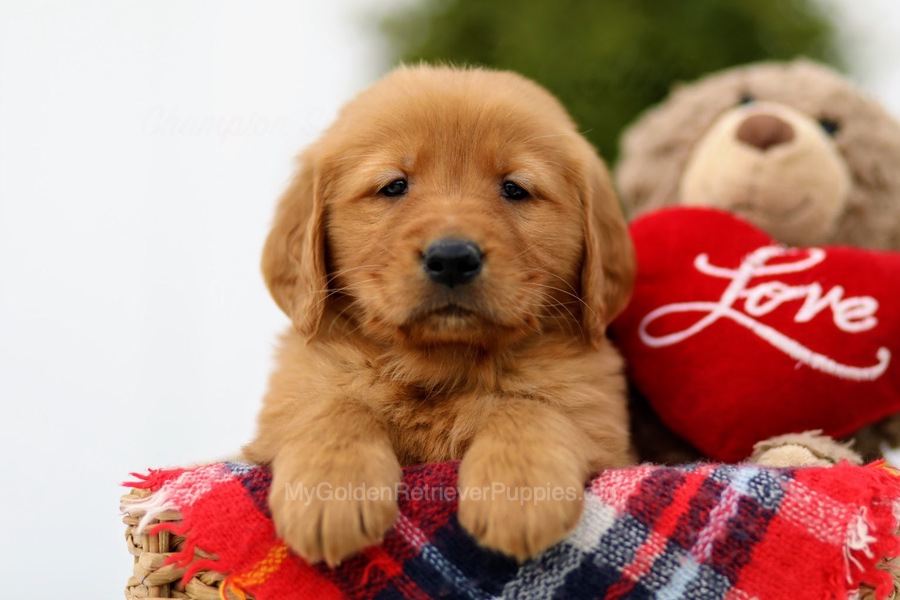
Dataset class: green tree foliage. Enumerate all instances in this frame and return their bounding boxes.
[379,0,843,161]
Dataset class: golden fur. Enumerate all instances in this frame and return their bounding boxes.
[243,65,636,565]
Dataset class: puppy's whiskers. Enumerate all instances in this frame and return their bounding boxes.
[515,286,581,338]
[325,264,383,286]
[532,282,598,327]
[312,278,380,313]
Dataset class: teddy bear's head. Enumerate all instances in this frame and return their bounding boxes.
[616,60,900,249]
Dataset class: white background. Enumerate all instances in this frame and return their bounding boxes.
[0,1,898,596]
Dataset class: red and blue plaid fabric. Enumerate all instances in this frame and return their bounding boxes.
[123,460,900,599]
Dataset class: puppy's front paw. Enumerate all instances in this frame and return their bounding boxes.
[457,450,584,561]
[269,447,402,566]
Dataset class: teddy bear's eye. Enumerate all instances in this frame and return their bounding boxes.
[818,118,840,137]
[739,93,756,106]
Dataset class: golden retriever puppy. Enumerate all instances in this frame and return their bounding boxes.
[243,65,635,566]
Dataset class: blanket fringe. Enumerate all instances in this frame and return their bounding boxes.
[120,485,179,534]
[844,462,900,599]
[123,468,187,491]
[846,507,878,583]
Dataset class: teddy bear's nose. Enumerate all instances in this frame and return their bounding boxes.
[735,113,795,151]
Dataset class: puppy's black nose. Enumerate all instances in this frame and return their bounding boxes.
[422,239,483,287]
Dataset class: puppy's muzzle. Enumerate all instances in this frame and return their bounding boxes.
[422,238,483,288]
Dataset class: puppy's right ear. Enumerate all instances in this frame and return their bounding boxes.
[261,150,328,339]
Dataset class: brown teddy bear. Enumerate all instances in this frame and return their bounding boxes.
[615,59,900,464]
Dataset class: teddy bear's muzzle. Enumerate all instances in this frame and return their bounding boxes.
[679,100,851,247]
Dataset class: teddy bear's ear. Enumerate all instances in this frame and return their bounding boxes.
[615,123,689,218]
[614,93,699,220]
[615,65,749,220]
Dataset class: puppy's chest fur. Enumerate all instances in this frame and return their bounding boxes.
[259,328,627,469]
[362,340,612,467]
[374,382,499,466]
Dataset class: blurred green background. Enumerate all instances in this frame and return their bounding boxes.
[379,0,844,162]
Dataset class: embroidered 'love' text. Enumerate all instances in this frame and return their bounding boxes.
[638,246,891,381]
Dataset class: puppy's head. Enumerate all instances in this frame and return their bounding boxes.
[263,66,633,349]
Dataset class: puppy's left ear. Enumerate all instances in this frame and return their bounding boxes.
[579,149,636,347]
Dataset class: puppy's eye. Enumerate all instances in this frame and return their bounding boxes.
[739,93,756,106]
[818,117,840,137]
[501,181,529,201]
[380,179,408,197]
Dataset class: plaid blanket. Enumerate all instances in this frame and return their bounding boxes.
[122,461,900,599]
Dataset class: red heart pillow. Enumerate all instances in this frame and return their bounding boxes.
[610,207,899,462]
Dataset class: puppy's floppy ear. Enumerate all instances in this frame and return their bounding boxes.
[579,149,636,347]
[261,149,328,339]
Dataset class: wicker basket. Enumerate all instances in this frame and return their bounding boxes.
[122,488,248,600]
[123,486,900,600]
